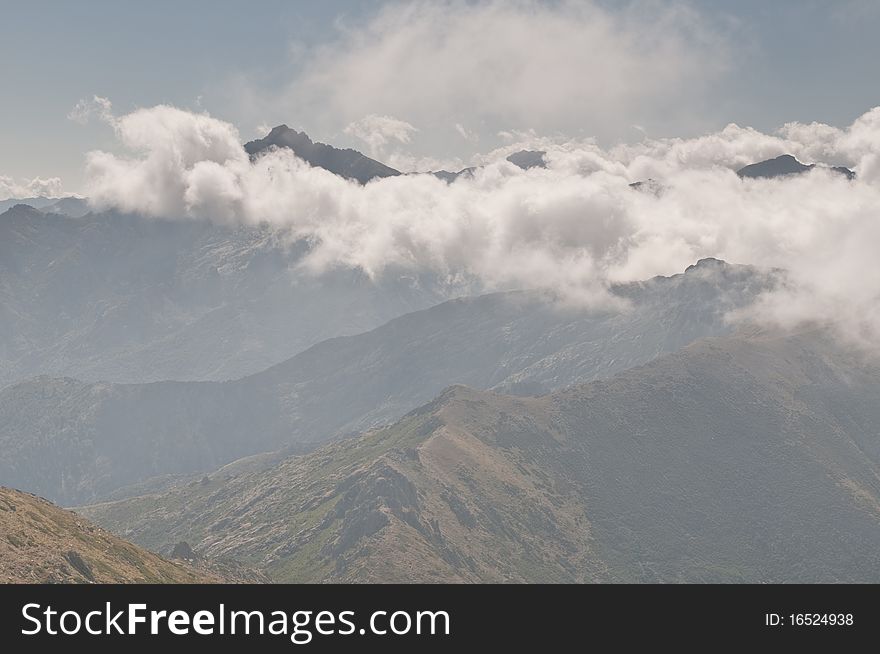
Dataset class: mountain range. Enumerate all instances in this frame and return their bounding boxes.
[0,141,840,393]
[0,203,448,386]
[2,128,875,584]
[243,123,547,183]
[81,327,880,583]
[6,127,558,389]
[0,258,771,506]
[0,196,90,216]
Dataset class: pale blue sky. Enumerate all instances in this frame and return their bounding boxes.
[2,0,879,192]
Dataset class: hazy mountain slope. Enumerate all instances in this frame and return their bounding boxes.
[82,329,880,583]
[0,260,769,506]
[244,125,401,183]
[247,258,767,433]
[39,196,91,217]
[0,487,220,583]
[0,204,445,386]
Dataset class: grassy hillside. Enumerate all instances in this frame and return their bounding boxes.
[0,487,221,583]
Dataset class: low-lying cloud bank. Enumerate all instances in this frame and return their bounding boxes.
[83,104,880,347]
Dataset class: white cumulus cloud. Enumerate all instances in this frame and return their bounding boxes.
[82,102,880,349]
[0,175,67,200]
[236,0,727,161]
[344,114,418,156]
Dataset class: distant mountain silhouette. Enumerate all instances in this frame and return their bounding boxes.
[506,150,546,170]
[245,126,550,184]
[430,150,546,183]
[737,154,855,180]
[0,196,87,215]
[244,125,401,184]
[430,167,477,183]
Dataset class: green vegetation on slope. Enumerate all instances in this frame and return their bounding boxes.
[83,328,880,583]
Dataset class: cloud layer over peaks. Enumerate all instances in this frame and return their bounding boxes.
[239,0,727,158]
[83,103,880,348]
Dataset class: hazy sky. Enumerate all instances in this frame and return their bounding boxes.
[2,0,880,193]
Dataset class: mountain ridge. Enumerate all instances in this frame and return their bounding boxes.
[81,327,880,582]
[0,259,772,505]
[0,203,447,387]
